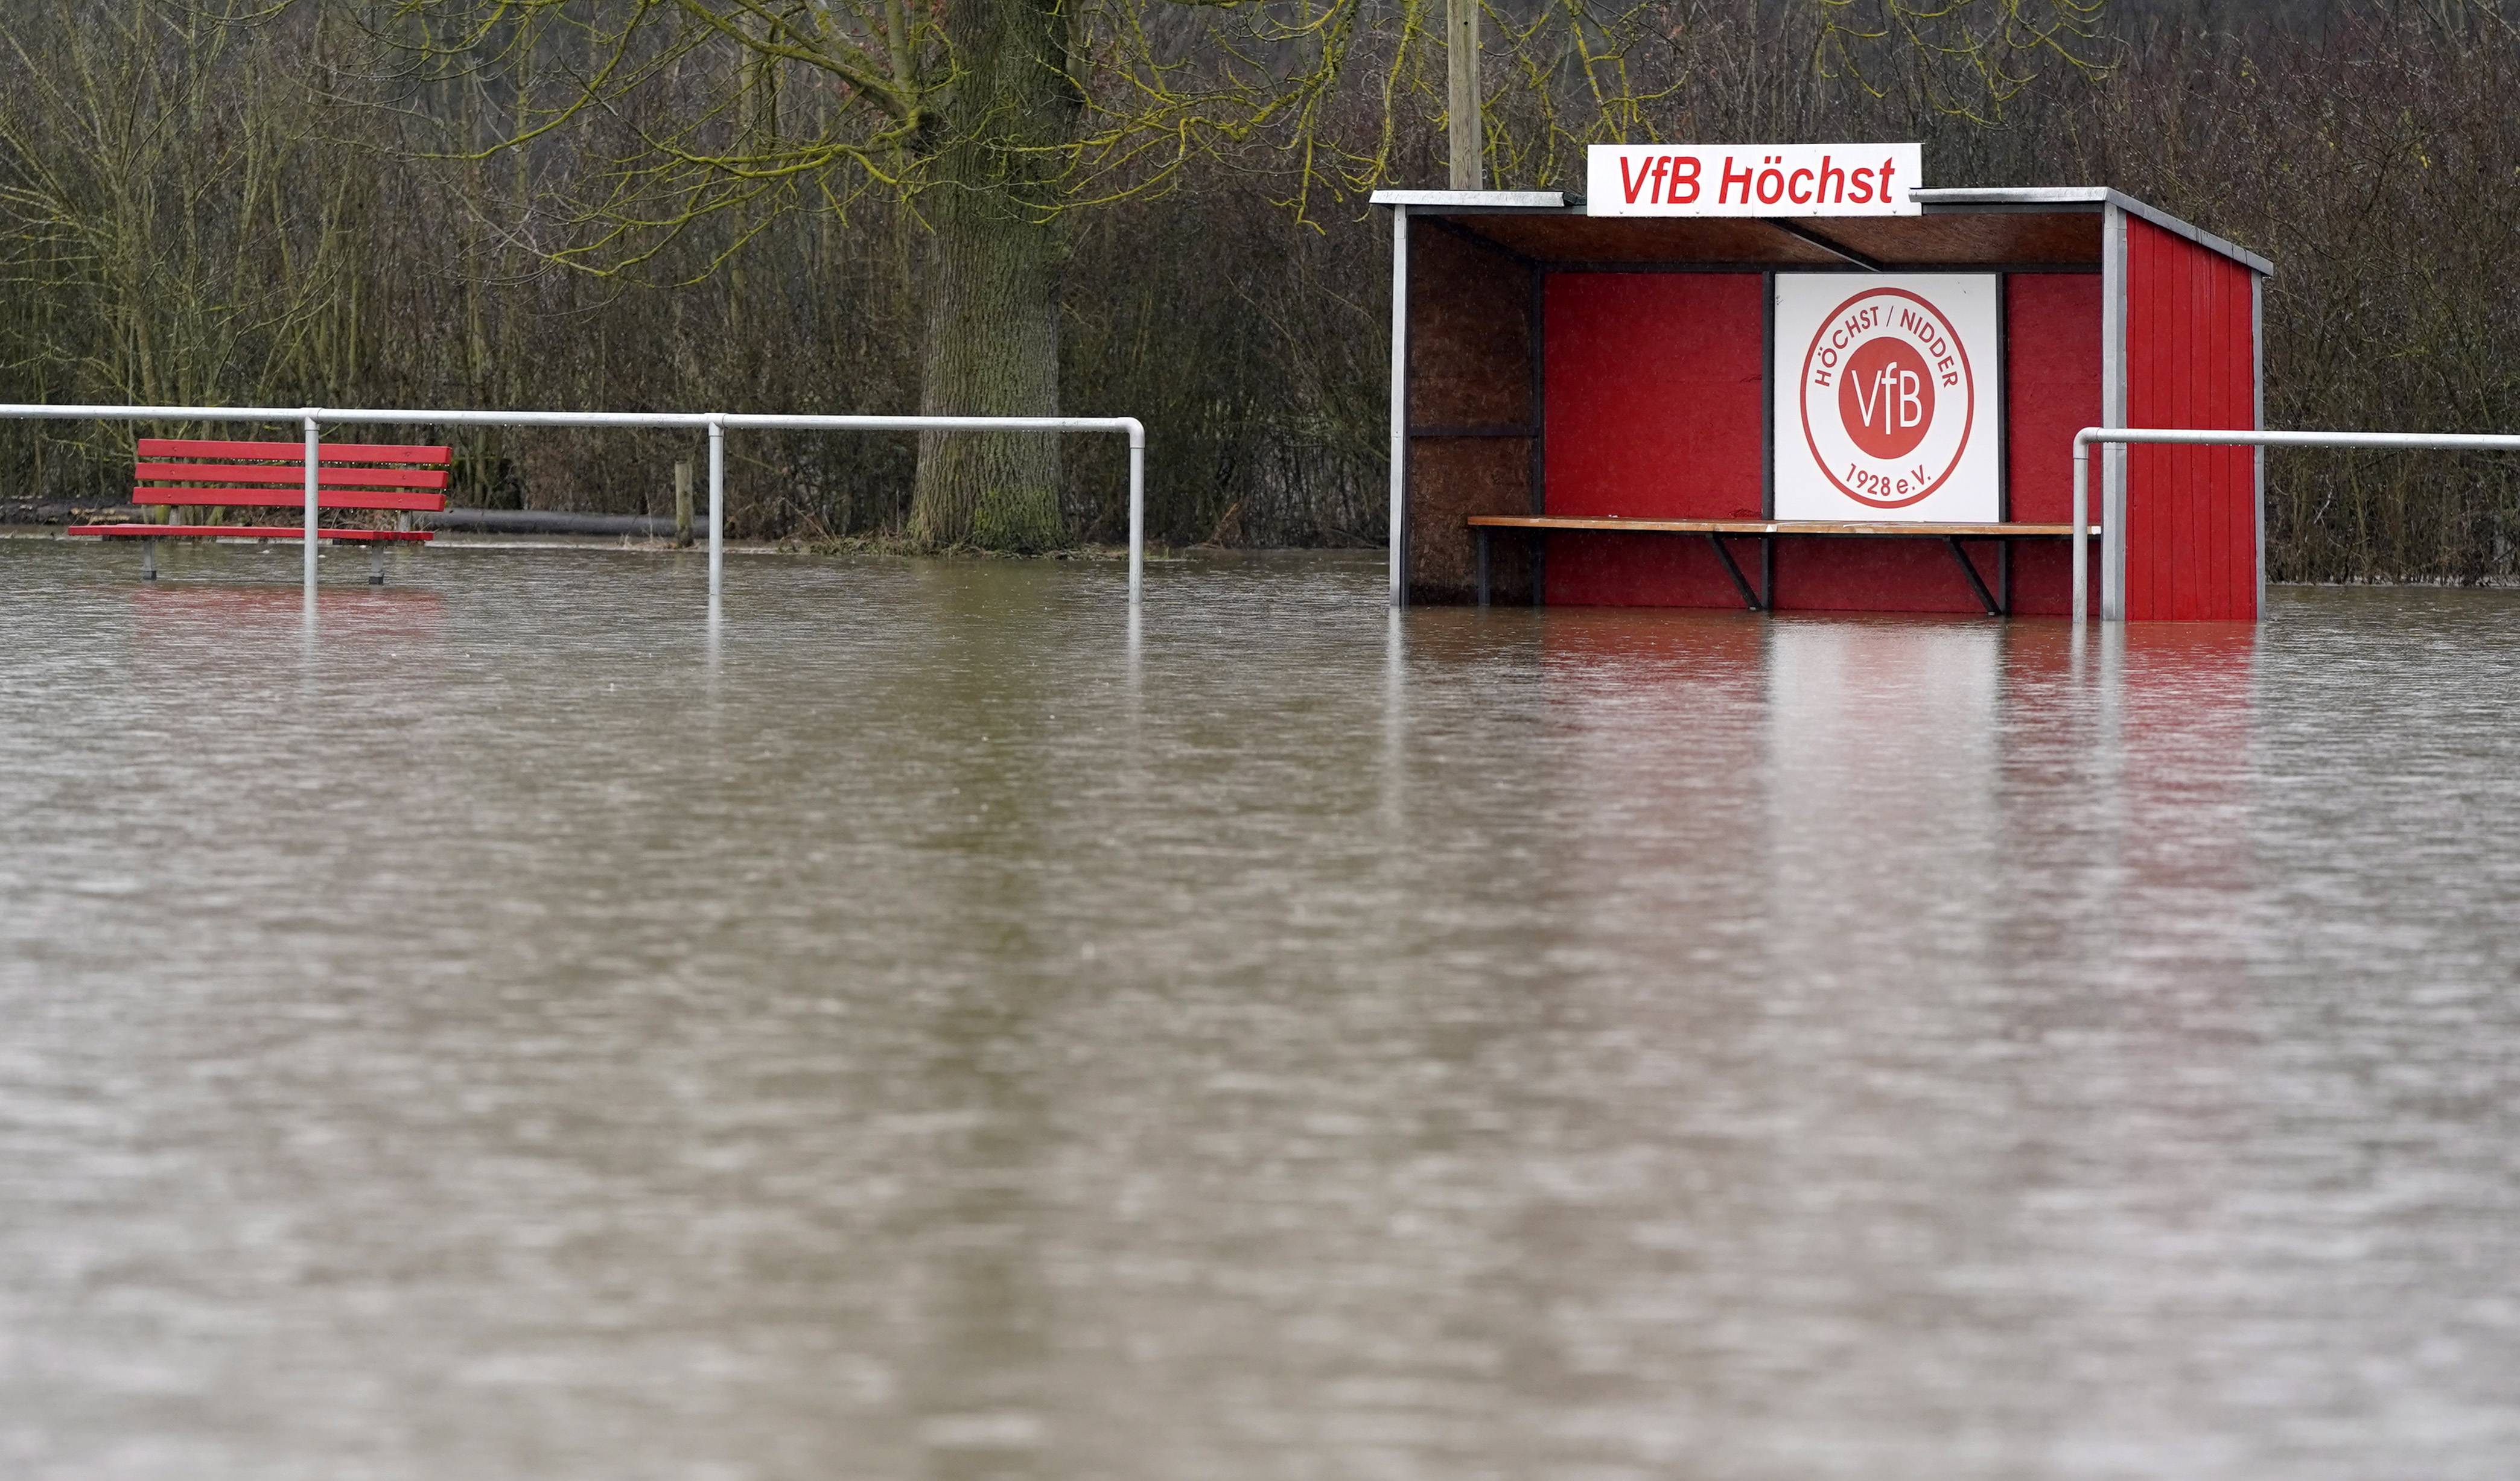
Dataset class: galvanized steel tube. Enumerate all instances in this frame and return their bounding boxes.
[0,404,1150,607]
[706,416,725,603]
[2074,426,2520,623]
[302,412,320,593]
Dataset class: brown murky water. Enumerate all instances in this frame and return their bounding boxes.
[4,538,2518,1479]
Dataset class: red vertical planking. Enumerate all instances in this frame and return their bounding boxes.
[2214,255,2239,614]
[2177,241,2197,620]
[2131,223,2157,619]
[2205,247,2230,614]
[2195,246,2217,615]
[2125,218,2261,620]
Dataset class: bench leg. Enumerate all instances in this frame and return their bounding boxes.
[1761,536,1775,613]
[1944,536,2002,617]
[1706,534,1760,612]
[1528,531,1544,607]
[369,542,387,585]
[1475,527,1491,607]
[141,538,156,582]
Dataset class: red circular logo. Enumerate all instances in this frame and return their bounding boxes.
[1836,335,1936,460]
[1798,287,1975,509]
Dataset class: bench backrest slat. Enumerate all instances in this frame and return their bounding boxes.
[130,437,454,516]
[136,461,451,490]
[129,487,450,512]
[136,437,452,463]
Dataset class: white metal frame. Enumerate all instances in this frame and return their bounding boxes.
[0,403,1148,604]
[2072,426,2520,622]
[1387,206,1410,607]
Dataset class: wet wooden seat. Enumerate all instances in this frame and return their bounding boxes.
[69,438,451,584]
[1466,514,2100,615]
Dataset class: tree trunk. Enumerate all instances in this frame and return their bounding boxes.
[908,0,1077,552]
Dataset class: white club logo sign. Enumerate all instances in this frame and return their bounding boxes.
[1772,274,2001,522]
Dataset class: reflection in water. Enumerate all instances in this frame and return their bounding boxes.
[4,542,2518,1481]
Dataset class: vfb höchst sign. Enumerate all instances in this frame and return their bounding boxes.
[1585,144,2000,522]
[1586,143,1921,217]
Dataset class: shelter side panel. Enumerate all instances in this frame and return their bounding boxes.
[1541,272,1762,606]
[2003,273,2103,617]
[2126,218,2260,621]
[1406,224,1538,603]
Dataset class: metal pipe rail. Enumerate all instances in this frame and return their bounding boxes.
[0,403,1149,605]
[2073,426,2520,623]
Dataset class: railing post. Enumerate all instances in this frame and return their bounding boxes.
[1125,417,1145,606]
[2071,433,2090,625]
[302,410,320,594]
[1387,205,1409,609]
[707,415,725,603]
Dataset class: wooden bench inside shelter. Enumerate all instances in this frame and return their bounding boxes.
[68,438,451,584]
[1467,515,2101,617]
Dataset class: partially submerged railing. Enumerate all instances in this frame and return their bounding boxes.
[0,404,1149,606]
[2073,427,2520,623]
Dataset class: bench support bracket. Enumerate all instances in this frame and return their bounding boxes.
[141,538,156,582]
[1707,534,1761,612]
[1944,536,2003,617]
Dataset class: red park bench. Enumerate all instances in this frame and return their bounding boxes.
[68,437,452,584]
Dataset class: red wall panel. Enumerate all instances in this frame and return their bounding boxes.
[1542,273,1763,605]
[1769,538,2003,615]
[2002,274,2104,617]
[2125,218,2259,621]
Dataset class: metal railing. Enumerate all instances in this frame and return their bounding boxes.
[2073,426,2520,623]
[0,404,1149,606]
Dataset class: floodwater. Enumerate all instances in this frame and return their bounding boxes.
[3,537,2518,1480]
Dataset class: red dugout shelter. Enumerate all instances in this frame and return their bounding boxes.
[1375,156,2274,621]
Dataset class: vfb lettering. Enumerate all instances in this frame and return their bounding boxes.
[1797,288,1974,510]
[1618,151,1901,210]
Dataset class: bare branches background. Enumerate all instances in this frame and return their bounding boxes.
[1,0,2516,579]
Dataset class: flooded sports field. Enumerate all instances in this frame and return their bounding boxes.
[4,537,2518,1479]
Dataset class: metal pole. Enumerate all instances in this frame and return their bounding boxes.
[2071,435,2090,625]
[2077,425,2520,621]
[1125,417,1145,606]
[1387,207,1409,609]
[302,411,320,594]
[707,416,725,603]
[2,402,1147,612]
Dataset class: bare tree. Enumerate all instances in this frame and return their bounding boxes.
[353,0,2103,550]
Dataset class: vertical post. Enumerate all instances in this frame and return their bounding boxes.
[707,416,725,603]
[1127,420,1145,606]
[302,411,320,595]
[674,458,694,548]
[2072,437,2090,624]
[1387,206,1409,608]
[2100,203,2129,622]
[1446,0,1484,190]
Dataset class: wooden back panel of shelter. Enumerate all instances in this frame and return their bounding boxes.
[1404,223,1539,604]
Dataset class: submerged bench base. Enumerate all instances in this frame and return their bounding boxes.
[69,525,434,585]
